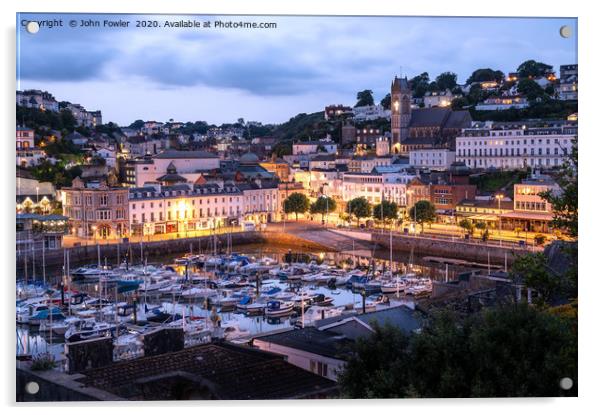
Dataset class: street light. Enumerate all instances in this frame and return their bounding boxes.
[495,194,504,246]
[407,189,416,236]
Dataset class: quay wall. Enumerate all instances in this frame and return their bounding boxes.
[16,231,333,272]
[371,233,525,265]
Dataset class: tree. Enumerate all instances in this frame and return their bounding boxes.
[272,141,292,157]
[511,253,552,304]
[540,138,577,238]
[408,200,436,232]
[451,97,469,110]
[338,323,413,398]
[283,192,310,221]
[467,83,485,105]
[517,60,553,78]
[348,197,371,227]
[339,304,577,398]
[310,196,337,223]
[517,79,545,102]
[410,72,430,98]
[427,81,440,92]
[474,221,487,238]
[129,119,145,129]
[458,218,475,235]
[380,93,391,110]
[466,68,505,84]
[372,200,398,227]
[355,90,374,107]
[435,72,458,91]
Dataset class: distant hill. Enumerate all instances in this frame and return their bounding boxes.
[271,111,327,141]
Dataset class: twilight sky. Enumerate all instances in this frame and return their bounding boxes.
[17,13,577,126]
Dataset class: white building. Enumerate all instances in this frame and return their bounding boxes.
[125,150,221,187]
[16,127,46,167]
[342,171,416,206]
[352,104,391,122]
[16,90,59,112]
[409,149,456,170]
[455,123,577,170]
[475,96,530,111]
[292,140,338,155]
[423,90,457,108]
[128,182,243,236]
[94,146,117,168]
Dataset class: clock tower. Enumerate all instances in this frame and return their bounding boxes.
[390,75,411,152]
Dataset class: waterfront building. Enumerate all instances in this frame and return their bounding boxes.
[500,173,560,233]
[16,167,55,214]
[129,182,243,236]
[16,213,69,253]
[61,177,129,239]
[455,121,577,170]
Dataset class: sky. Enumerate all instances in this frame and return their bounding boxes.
[17,13,577,126]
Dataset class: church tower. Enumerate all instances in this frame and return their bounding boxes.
[390,75,412,151]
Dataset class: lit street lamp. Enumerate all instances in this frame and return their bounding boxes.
[495,194,504,246]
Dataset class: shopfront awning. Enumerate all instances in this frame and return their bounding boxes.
[500,211,553,221]
[466,214,499,222]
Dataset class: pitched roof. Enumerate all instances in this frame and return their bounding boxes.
[255,327,353,359]
[154,150,218,159]
[409,108,450,128]
[80,342,336,400]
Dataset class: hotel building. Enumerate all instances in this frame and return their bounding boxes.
[455,122,577,170]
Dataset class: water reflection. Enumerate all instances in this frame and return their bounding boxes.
[16,243,471,363]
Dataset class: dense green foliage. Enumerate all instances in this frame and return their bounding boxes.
[283,192,310,221]
[29,160,83,187]
[17,105,77,132]
[271,112,325,141]
[435,72,458,91]
[372,200,398,224]
[310,196,337,222]
[470,170,528,192]
[540,138,578,238]
[466,68,505,84]
[347,197,372,226]
[355,90,375,107]
[408,200,436,231]
[339,304,577,398]
[471,98,576,121]
[517,60,553,78]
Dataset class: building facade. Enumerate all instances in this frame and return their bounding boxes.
[61,178,129,239]
[409,149,456,170]
[455,122,577,170]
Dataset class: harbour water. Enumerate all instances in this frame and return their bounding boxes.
[16,243,470,365]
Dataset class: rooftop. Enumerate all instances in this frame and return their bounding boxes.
[255,327,353,360]
[80,342,336,400]
[154,150,218,159]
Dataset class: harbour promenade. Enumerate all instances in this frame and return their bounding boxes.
[16,221,541,274]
